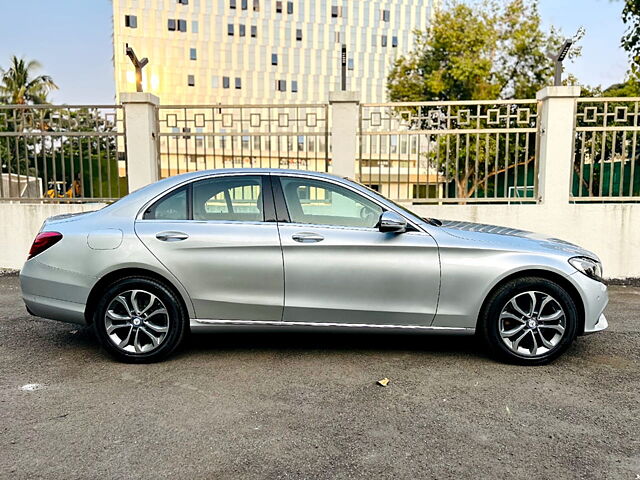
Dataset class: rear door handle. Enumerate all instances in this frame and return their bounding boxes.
[156,231,189,242]
[292,232,324,243]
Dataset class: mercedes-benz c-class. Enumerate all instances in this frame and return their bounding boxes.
[20,169,608,364]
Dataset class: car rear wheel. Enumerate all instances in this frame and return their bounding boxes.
[480,277,578,365]
[93,277,187,363]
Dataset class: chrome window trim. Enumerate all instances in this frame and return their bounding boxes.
[135,170,426,234]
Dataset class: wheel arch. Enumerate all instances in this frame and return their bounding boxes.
[477,269,586,335]
[84,267,192,325]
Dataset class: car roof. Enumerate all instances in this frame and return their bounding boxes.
[97,167,427,228]
[100,169,351,217]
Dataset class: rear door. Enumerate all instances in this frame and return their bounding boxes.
[134,174,284,321]
[274,175,440,326]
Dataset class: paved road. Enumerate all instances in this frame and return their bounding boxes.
[1,274,638,479]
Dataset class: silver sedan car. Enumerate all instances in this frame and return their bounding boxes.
[20,169,608,364]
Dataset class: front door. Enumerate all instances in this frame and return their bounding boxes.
[135,174,284,321]
[274,175,440,326]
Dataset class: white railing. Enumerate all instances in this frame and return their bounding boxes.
[156,104,330,178]
[573,97,640,201]
[0,105,127,202]
[359,100,539,203]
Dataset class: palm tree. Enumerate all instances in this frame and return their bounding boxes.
[0,56,58,104]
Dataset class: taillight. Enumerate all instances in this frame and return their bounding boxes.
[28,232,63,259]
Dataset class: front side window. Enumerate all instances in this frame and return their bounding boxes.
[193,176,264,222]
[279,177,383,228]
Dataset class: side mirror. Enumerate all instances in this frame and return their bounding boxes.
[378,211,407,233]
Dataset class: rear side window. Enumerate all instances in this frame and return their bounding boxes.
[143,176,266,222]
[143,186,187,220]
[192,176,263,222]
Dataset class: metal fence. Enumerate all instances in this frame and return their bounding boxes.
[359,100,539,203]
[157,104,330,178]
[0,105,127,202]
[573,98,640,201]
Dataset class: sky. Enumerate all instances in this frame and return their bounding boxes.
[0,0,631,104]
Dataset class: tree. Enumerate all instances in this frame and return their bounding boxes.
[385,1,567,200]
[0,56,58,105]
[0,56,58,196]
[622,0,640,74]
[387,0,568,102]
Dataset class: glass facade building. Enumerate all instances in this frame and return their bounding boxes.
[113,0,437,104]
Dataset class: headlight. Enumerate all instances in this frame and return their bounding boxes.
[569,257,603,282]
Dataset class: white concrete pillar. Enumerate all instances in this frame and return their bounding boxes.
[120,92,160,192]
[536,86,581,205]
[329,91,360,179]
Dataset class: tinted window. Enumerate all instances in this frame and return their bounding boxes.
[279,177,382,228]
[144,187,187,220]
[192,176,263,222]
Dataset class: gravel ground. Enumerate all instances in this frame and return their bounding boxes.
[0,275,638,479]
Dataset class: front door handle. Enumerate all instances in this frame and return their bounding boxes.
[292,232,324,243]
[156,231,189,242]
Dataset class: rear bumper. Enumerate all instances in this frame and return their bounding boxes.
[20,258,93,325]
[22,293,87,325]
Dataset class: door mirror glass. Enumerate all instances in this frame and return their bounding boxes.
[378,211,407,233]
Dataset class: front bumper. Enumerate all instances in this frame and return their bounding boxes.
[584,313,608,335]
[570,271,609,335]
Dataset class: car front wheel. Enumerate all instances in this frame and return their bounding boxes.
[480,277,579,365]
[93,277,188,363]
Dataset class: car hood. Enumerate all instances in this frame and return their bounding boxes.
[436,220,598,259]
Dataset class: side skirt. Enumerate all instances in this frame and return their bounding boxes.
[191,318,475,335]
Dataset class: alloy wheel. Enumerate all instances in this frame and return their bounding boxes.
[104,289,170,354]
[498,291,566,358]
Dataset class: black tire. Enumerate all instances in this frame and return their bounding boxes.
[93,276,188,363]
[479,277,579,365]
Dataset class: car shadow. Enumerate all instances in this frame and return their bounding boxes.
[181,328,485,359]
